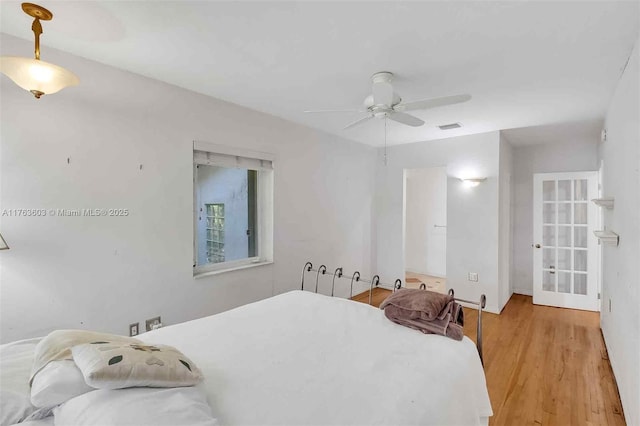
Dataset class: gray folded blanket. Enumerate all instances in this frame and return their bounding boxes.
[380,289,464,341]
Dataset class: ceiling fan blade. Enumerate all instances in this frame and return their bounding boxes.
[372,81,394,106]
[395,94,471,112]
[388,112,425,127]
[304,109,364,113]
[344,115,373,130]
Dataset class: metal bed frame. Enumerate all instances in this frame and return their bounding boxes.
[300,261,487,366]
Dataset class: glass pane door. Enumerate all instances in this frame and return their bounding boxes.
[533,172,599,311]
[541,178,589,296]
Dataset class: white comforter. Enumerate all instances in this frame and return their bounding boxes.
[140,290,492,425]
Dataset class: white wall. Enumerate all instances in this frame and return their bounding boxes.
[498,134,513,311]
[375,131,503,313]
[511,139,599,296]
[599,36,639,426]
[404,167,447,277]
[0,34,376,343]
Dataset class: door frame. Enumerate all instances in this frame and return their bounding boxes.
[532,171,600,311]
[402,167,448,281]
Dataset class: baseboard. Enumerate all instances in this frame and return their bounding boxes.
[498,291,515,313]
[601,324,632,424]
[513,287,533,296]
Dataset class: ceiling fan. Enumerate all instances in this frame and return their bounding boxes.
[304,71,471,130]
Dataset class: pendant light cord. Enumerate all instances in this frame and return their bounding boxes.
[384,115,388,166]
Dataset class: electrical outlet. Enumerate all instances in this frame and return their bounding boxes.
[129,322,139,337]
[145,316,161,332]
[468,272,479,282]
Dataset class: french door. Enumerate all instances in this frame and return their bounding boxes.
[533,172,599,311]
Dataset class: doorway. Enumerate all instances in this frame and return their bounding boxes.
[532,171,600,311]
[403,167,447,293]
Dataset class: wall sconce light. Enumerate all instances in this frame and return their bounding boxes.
[0,3,79,99]
[0,233,9,250]
[461,178,486,188]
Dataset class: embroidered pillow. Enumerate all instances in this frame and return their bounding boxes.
[71,342,203,390]
[30,330,142,384]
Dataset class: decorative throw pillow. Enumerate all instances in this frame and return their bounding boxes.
[30,359,95,408]
[30,330,142,384]
[71,342,203,389]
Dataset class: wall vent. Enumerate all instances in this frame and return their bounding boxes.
[438,123,462,130]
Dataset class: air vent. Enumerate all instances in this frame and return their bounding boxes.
[438,123,462,130]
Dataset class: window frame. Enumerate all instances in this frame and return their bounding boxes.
[192,141,274,277]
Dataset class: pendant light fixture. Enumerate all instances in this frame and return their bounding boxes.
[0,3,79,99]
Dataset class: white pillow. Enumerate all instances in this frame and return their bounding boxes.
[71,342,203,389]
[30,360,94,408]
[53,386,218,426]
[0,390,36,426]
[0,338,40,426]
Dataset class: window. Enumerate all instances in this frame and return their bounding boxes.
[193,142,273,275]
[206,203,225,263]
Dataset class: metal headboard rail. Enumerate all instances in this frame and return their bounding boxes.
[300,262,402,305]
[445,287,487,366]
[300,261,486,366]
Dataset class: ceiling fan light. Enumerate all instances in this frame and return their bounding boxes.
[1,56,79,98]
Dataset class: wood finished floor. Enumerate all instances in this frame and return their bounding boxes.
[352,288,626,426]
[405,271,447,293]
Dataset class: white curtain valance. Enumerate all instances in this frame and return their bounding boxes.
[193,150,273,170]
[193,141,274,170]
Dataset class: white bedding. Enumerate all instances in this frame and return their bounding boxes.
[10,419,53,426]
[140,290,492,425]
[0,338,40,425]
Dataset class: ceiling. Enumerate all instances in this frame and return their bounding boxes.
[502,119,605,147]
[0,1,638,147]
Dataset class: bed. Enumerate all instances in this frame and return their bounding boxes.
[1,273,492,425]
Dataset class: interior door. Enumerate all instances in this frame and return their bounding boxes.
[533,172,599,311]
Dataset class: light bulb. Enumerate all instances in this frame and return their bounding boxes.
[29,63,54,82]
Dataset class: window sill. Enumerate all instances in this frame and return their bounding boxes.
[193,260,273,279]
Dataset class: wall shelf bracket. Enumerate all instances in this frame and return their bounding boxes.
[592,198,614,209]
[594,230,619,246]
